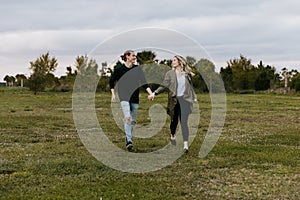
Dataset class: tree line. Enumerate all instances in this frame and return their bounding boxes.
[3,51,300,94]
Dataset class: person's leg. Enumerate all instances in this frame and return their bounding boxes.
[180,113,189,152]
[178,97,190,152]
[170,102,180,137]
[120,101,132,144]
[179,111,189,142]
[129,103,139,133]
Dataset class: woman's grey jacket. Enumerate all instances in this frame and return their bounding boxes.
[154,69,196,119]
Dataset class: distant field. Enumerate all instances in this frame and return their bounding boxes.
[0,87,299,199]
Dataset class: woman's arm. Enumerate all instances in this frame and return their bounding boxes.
[154,71,171,95]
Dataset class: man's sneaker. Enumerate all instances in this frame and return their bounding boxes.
[126,141,133,151]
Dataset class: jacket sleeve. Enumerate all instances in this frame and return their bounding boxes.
[191,84,196,101]
[155,71,171,95]
[187,74,196,101]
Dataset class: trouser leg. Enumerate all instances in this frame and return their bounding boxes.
[121,101,132,142]
[178,97,190,142]
[170,102,180,135]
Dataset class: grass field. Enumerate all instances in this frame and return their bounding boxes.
[0,87,299,199]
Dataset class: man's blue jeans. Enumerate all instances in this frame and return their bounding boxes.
[120,101,138,143]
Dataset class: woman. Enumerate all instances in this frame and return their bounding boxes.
[148,55,196,153]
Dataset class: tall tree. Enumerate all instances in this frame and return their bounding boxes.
[66,66,73,75]
[194,58,218,92]
[3,75,15,86]
[74,55,99,92]
[75,55,88,74]
[28,52,58,94]
[15,74,27,87]
[290,71,300,92]
[281,68,299,93]
[137,50,156,65]
[186,56,196,67]
[227,55,256,91]
[254,61,277,91]
[220,66,233,92]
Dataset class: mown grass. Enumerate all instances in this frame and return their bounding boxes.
[0,87,299,199]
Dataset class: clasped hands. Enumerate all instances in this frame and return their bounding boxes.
[148,92,155,101]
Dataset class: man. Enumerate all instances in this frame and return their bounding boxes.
[109,50,154,151]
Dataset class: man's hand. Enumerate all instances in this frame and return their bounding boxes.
[148,93,155,101]
[111,93,116,102]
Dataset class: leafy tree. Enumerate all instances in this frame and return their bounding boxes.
[186,56,196,67]
[3,75,15,86]
[221,56,282,92]
[46,73,59,88]
[233,55,255,90]
[290,72,300,91]
[220,66,233,92]
[55,66,78,92]
[254,61,277,91]
[279,68,298,94]
[281,67,289,91]
[66,66,73,75]
[75,55,88,74]
[97,75,110,92]
[221,57,280,92]
[141,62,170,91]
[159,59,172,67]
[138,51,169,91]
[99,62,107,76]
[225,55,256,91]
[66,65,77,84]
[137,50,156,65]
[28,52,58,94]
[15,74,27,87]
[194,58,218,92]
[74,55,99,92]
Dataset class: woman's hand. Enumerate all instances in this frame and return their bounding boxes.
[148,93,155,101]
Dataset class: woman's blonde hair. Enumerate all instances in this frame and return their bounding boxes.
[174,55,192,75]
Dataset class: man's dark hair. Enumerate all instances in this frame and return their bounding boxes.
[121,50,134,61]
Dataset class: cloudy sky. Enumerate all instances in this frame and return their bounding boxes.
[1,0,300,81]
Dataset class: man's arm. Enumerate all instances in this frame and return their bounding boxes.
[146,87,153,95]
[109,67,119,102]
[138,67,154,97]
[111,88,116,102]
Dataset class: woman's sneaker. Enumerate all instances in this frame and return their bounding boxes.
[183,141,188,153]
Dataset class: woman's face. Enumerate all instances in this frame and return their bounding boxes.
[172,57,179,68]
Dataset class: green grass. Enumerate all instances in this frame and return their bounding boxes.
[0,87,299,199]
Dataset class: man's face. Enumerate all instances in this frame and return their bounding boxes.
[126,52,136,63]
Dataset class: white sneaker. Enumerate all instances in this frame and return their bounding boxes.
[183,141,188,153]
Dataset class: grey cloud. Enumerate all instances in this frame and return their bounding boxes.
[0,0,299,81]
[0,0,273,31]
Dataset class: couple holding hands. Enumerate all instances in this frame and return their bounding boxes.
[109,50,196,153]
